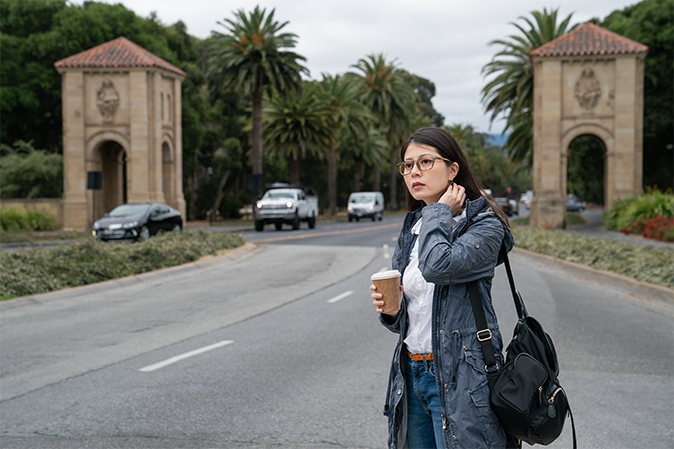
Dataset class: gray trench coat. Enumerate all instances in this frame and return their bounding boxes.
[380,197,514,449]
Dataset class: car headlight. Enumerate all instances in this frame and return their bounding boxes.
[348,206,352,211]
[256,202,262,209]
[369,205,374,210]
[123,221,139,229]
[93,222,100,230]
[286,201,293,208]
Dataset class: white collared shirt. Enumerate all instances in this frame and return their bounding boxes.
[403,209,466,354]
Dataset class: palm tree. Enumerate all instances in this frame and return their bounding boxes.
[262,81,336,185]
[206,6,308,196]
[342,127,389,193]
[318,74,371,216]
[351,54,416,209]
[481,8,577,166]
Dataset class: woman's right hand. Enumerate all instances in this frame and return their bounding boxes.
[371,284,403,319]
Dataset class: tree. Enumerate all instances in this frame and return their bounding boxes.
[206,6,308,195]
[318,74,371,215]
[351,54,416,209]
[601,0,673,191]
[398,69,444,127]
[445,123,532,196]
[481,8,577,166]
[342,128,389,193]
[0,0,181,153]
[0,140,63,199]
[262,82,335,185]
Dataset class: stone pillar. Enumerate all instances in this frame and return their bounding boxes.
[173,79,186,218]
[128,71,150,203]
[531,59,565,229]
[62,71,89,230]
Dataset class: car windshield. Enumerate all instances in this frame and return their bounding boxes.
[263,191,294,200]
[349,195,373,204]
[108,204,150,217]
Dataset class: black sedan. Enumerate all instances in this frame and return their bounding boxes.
[494,197,513,217]
[93,203,182,241]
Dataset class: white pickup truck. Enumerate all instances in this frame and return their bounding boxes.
[254,185,318,231]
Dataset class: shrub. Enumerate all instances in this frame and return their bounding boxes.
[0,140,63,199]
[0,207,58,232]
[605,189,674,232]
[512,226,674,289]
[0,230,245,298]
[642,216,674,242]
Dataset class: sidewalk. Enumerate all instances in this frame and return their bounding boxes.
[565,209,673,251]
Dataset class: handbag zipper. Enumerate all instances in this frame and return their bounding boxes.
[548,387,563,403]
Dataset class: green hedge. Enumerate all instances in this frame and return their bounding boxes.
[0,230,245,298]
[0,207,58,232]
[512,227,673,289]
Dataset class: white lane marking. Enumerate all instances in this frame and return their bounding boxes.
[139,340,234,372]
[379,267,389,272]
[391,237,397,241]
[327,291,354,303]
[383,244,389,249]
[383,253,390,259]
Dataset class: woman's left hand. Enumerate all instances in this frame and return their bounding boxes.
[439,182,466,217]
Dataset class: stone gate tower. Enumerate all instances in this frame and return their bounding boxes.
[55,37,186,230]
[529,23,648,229]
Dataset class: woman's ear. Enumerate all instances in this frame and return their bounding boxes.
[449,162,459,181]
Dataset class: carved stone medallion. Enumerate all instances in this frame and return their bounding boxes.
[96,79,120,122]
[574,68,601,113]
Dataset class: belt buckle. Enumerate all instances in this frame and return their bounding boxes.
[476,329,492,342]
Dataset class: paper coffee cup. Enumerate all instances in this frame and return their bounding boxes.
[371,270,401,313]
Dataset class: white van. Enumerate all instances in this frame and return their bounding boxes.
[347,191,385,222]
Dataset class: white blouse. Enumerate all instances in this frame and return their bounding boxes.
[403,209,466,354]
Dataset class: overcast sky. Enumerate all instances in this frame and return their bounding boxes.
[74,0,638,135]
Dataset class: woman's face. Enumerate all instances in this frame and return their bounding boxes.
[402,142,458,205]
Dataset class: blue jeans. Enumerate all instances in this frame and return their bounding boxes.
[406,354,445,449]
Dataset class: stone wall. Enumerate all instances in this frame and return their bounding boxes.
[0,199,64,228]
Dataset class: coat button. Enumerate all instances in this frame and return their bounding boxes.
[475,242,480,248]
[440,330,444,334]
[397,389,402,395]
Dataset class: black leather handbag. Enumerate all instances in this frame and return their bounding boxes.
[468,244,577,448]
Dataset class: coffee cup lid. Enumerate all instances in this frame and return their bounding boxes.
[371,269,401,280]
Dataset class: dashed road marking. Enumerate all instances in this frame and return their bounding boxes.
[327,291,354,303]
[139,340,234,372]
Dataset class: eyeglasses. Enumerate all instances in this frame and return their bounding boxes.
[397,156,452,176]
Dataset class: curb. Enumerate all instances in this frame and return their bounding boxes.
[512,247,673,305]
[0,242,261,305]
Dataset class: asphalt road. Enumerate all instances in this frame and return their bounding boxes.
[1,216,672,448]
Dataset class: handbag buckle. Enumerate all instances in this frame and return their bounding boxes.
[476,329,492,342]
[485,363,499,373]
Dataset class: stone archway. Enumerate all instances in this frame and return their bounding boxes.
[54,37,186,231]
[529,23,648,229]
[566,133,606,208]
[94,140,127,218]
[162,141,173,207]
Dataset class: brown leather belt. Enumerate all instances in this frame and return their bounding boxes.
[407,352,433,361]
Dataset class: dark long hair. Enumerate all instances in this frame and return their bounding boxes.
[400,127,509,226]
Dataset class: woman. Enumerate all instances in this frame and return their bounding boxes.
[371,127,513,449]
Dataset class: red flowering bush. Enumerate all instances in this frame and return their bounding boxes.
[621,216,650,236]
[642,216,674,242]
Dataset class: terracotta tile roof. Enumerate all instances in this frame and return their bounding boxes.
[54,36,186,77]
[530,22,648,58]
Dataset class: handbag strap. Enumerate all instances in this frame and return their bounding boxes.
[499,244,528,320]
[468,241,527,385]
